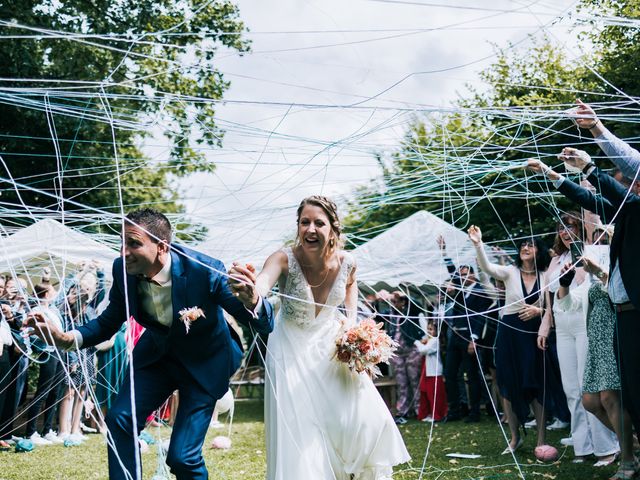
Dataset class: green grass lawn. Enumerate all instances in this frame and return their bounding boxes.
[0,400,618,479]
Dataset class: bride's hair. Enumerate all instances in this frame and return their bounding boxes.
[295,195,343,254]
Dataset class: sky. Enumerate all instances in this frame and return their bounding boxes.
[166,0,580,265]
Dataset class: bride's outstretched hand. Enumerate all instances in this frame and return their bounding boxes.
[228,262,259,309]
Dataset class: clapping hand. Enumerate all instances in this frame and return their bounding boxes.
[558,147,592,171]
[228,262,259,310]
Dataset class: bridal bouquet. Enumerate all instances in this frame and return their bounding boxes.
[334,318,398,378]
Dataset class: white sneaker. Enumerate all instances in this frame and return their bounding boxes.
[29,432,53,446]
[209,420,224,430]
[421,416,434,423]
[560,436,574,446]
[44,430,65,444]
[524,419,537,429]
[80,423,97,434]
[547,418,570,430]
[67,433,86,443]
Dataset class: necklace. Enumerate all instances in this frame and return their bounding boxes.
[520,267,536,274]
[296,250,331,288]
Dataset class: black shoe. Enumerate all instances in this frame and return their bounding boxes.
[394,416,407,425]
[445,414,461,423]
[464,415,480,423]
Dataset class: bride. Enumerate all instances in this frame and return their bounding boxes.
[230,195,410,479]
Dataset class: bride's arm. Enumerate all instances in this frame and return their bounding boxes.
[344,259,358,322]
[255,251,288,297]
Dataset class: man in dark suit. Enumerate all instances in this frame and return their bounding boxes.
[27,209,274,480]
[443,265,493,423]
[528,150,640,443]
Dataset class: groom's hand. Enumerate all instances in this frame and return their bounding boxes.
[24,312,75,350]
[228,263,259,310]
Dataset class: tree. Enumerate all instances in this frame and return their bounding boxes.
[0,0,249,233]
[345,38,600,246]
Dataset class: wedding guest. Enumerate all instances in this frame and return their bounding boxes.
[469,228,552,454]
[0,303,12,450]
[539,214,618,463]
[555,259,634,477]
[415,321,447,422]
[24,283,66,445]
[387,290,424,424]
[528,141,640,447]
[443,264,493,423]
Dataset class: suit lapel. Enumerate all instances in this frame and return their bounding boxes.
[125,271,140,322]
[170,250,188,334]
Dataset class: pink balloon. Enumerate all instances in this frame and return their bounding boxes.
[211,436,232,450]
[534,444,558,462]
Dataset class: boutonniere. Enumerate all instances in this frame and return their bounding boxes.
[178,307,206,334]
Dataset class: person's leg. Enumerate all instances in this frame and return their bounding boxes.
[444,340,462,419]
[502,398,520,449]
[531,398,547,447]
[105,364,174,480]
[582,393,612,431]
[165,379,216,480]
[0,348,10,436]
[432,376,448,421]
[390,351,410,418]
[575,329,619,458]
[407,347,424,417]
[462,346,482,419]
[70,388,85,435]
[42,359,65,434]
[556,317,593,457]
[417,362,429,420]
[600,390,634,463]
[12,354,29,415]
[25,357,56,437]
[615,310,640,444]
[58,387,74,437]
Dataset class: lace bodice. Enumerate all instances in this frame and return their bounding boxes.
[280,248,354,329]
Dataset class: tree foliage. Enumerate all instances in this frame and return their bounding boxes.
[345,33,607,246]
[0,0,249,231]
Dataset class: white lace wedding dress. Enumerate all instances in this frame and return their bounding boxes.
[265,248,410,479]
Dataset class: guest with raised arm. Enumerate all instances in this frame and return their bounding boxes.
[468,226,551,455]
[528,147,640,451]
[573,100,640,180]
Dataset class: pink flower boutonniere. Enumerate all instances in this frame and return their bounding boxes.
[178,307,206,334]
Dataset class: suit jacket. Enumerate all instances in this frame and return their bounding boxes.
[558,170,640,309]
[77,244,275,399]
[448,283,493,343]
[386,301,424,344]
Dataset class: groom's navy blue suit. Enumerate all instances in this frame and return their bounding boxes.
[77,244,274,479]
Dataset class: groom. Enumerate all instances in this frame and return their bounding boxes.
[27,209,274,479]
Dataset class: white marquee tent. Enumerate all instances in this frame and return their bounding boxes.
[353,210,482,292]
[0,219,119,281]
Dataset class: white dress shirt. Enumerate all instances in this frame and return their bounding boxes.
[138,255,173,327]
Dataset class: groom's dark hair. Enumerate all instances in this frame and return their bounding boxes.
[126,209,172,244]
